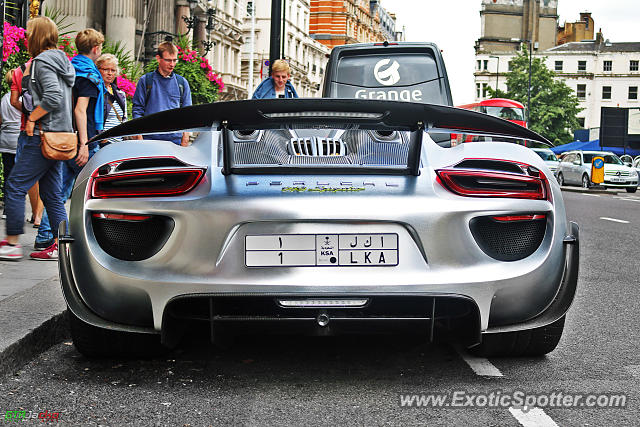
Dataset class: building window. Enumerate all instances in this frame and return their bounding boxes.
[476,83,481,98]
[246,1,253,16]
[477,60,481,71]
[630,86,638,100]
[482,83,489,98]
[508,60,513,71]
[576,84,586,100]
[577,117,585,128]
[578,60,586,72]
[483,60,488,71]
[631,60,639,72]
[555,61,563,71]
[603,60,612,72]
[602,86,612,99]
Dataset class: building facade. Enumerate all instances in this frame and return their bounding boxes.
[475,0,558,54]
[309,0,386,49]
[241,0,330,98]
[43,0,248,100]
[557,12,594,46]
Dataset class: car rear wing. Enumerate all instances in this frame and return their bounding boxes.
[91,99,552,176]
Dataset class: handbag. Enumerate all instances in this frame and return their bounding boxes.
[39,123,78,161]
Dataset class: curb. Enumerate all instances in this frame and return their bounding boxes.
[0,277,68,378]
[0,311,69,378]
[560,186,622,194]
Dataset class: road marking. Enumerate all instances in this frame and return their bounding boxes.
[613,196,640,203]
[581,193,600,197]
[456,347,503,377]
[600,217,630,224]
[509,408,559,427]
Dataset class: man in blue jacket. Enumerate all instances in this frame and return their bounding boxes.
[132,42,192,146]
[252,59,299,99]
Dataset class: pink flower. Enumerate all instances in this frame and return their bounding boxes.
[116,76,136,98]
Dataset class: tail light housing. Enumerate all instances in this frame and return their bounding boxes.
[90,161,205,199]
[436,159,550,200]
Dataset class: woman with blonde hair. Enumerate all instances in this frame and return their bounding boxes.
[0,16,75,261]
[97,53,128,144]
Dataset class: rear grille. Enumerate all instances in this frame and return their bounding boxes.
[92,215,174,261]
[469,216,546,261]
[289,137,347,156]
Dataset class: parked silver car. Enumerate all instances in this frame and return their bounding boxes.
[59,99,579,359]
[556,150,638,192]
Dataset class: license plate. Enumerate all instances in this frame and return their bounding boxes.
[245,233,398,267]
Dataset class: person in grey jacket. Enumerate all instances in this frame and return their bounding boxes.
[0,16,75,261]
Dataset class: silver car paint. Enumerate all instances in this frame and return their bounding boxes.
[65,132,569,333]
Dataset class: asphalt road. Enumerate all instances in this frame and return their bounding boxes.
[1,189,639,426]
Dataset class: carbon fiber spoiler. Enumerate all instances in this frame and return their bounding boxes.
[91,99,552,146]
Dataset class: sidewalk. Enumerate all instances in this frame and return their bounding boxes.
[0,201,67,376]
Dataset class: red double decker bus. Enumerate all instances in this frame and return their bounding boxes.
[457,98,527,128]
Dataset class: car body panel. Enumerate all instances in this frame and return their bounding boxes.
[60,100,577,347]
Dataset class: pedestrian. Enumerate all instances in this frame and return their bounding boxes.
[1,70,22,218]
[132,41,192,146]
[252,59,299,99]
[10,59,44,227]
[97,53,127,145]
[33,28,105,252]
[0,16,75,261]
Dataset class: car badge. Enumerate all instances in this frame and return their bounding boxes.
[374,59,400,86]
[616,171,621,177]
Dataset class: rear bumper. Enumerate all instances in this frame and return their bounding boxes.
[58,220,579,343]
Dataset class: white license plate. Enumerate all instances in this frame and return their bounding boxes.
[245,233,398,267]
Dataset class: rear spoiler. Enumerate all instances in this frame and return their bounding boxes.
[91,99,552,146]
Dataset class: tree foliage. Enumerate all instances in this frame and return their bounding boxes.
[489,45,582,145]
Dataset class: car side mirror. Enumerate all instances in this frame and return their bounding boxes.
[573,160,581,165]
[624,161,632,167]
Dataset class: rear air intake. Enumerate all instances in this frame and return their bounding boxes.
[91,214,174,261]
[469,214,547,261]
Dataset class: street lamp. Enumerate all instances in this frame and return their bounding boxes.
[182,0,199,34]
[511,37,533,126]
[201,7,216,54]
[489,55,499,93]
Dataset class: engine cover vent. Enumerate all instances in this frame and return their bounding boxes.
[289,137,347,157]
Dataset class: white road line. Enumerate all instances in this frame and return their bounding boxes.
[613,196,640,203]
[600,217,630,224]
[509,408,559,427]
[456,348,503,377]
[581,193,600,197]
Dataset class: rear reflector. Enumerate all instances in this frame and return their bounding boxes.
[91,168,205,198]
[92,213,151,221]
[436,169,548,200]
[492,214,546,222]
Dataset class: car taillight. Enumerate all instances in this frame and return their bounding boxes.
[90,168,205,198]
[436,168,549,200]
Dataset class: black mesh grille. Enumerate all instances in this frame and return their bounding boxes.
[469,216,546,261]
[92,216,174,261]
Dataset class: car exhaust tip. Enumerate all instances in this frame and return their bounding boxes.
[317,313,330,327]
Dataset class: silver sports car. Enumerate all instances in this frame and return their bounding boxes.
[59,99,579,358]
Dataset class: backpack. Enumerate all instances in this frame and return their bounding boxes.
[20,62,35,116]
[143,72,186,110]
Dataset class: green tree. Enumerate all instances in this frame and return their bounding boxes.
[489,45,582,145]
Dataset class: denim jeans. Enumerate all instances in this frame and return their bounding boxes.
[36,144,99,243]
[4,134,66,238]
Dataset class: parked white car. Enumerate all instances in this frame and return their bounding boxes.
[531,148,560,178]
[556,150,638,192]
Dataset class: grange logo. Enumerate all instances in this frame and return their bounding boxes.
[373,59,400,86]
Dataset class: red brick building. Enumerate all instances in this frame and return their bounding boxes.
[309,0,385,49]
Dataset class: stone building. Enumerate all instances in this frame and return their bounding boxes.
[309,0,387,49]
[241,0,330,98]
[557,12,594,46]
[42,0,248,100]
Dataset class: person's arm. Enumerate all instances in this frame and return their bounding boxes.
[25,105,49,136]
[180,79,192,145]
[10,89,21,112]
[73,97,90,166]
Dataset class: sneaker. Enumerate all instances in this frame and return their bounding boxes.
[30,242,58,261]
[34,238,55,251]
[0,240,23,261]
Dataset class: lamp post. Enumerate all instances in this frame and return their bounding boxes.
[511,37,533,126]
[182,0,198,34]
[489,55,499,93]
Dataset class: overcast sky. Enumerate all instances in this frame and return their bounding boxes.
[390,0,640,105]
